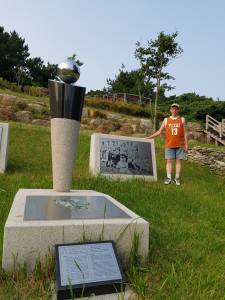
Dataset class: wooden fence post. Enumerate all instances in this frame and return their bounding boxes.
[222,119,225,130]
[219,122,222,138]
[222,119,225,138]
[206,115,209,130]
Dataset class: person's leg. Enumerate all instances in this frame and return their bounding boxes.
[166,159,173,179]
[174,148,186,185]
[164,159,174,184]
[175,159,182,179]
[164,149,175,184]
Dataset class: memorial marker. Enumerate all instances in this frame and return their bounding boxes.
[2,59,149,294]
[55,241,126,299]
[23,195,132,220]
[2,189,149,272]
[90,133,157,181]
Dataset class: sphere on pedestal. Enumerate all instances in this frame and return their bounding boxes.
[57,59,80,84]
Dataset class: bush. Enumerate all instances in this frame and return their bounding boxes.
[85,98,152,118]
[0,77,48,97]
[85,98,168,122]
[194,101,225,121]
[158,93,219,121]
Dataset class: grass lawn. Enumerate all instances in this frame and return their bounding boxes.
[0,122,224,299]
[0,87,48,104]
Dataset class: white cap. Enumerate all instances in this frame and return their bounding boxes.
[170,103,180,108]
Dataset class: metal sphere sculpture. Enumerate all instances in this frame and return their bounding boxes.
[57,59,80,84]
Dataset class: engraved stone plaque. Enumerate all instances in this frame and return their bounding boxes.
[24,195,131,220]
[90,133,157,180]
[55,241,125,299]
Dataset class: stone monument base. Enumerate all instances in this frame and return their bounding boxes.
[2,189,149,271]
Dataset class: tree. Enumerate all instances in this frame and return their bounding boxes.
[67,53,84,67]
[106,66,154,101]
[42,62,58,85]
[26,57,44,85]
[13,66,31,86]
[0,26,29,81]
[0,26,58,87]
[135,31,183,130]
[26,57,57,87]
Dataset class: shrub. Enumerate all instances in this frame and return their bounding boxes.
[0,77,48,97]
[85,98,152,118]
[85,98,168,122]
[194,102,225,121]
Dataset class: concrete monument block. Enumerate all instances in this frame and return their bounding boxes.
[90,133,157,181]
[2,189,149,271]
[0,123,9,173]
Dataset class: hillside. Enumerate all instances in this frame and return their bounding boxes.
[0,122,224,299]
[0,89,207,138]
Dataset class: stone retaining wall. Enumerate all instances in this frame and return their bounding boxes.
[188,147,225,175]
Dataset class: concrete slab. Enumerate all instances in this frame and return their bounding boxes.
[2,189,149,271]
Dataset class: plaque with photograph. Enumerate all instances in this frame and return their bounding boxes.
[55,241,126,299]
[90,133,157,181]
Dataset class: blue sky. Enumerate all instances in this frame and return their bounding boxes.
[1,0,225,99]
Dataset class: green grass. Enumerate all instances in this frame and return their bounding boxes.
[0,122,225,299]
[189,139,225,149]
[0,87,48,104]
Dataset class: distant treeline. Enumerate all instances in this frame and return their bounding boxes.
[0,26,57,88]
[161,93,225,122]
[86,92,225,122]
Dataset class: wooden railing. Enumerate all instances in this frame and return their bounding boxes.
[222,119,225,135]
[206,115,225,139]
[90,93,152,105]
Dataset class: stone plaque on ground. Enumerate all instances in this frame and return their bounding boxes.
[55,241,126,299]
[90,133,157,180]
[24,195,131,220]
[0,123,9,173]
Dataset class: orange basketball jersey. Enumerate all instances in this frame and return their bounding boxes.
[165,117,185,148]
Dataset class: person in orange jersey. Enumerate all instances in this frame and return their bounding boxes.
[146,103,188,185]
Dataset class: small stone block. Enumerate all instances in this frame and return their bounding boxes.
[0,122,9,173]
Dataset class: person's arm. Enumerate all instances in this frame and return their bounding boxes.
[182,117,188,152]
[146,119,166,139]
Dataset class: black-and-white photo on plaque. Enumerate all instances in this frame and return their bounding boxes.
[55,241,126,299]
[90,133,157,181]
